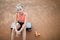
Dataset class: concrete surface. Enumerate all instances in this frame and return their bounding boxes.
[0,0,60,40]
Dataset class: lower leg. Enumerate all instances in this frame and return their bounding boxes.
[22,28,26,40]
[11,29,15,40]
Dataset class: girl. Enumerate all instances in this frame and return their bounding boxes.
[11,4,27,40]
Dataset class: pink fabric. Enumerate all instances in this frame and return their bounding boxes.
[17,13,25,22]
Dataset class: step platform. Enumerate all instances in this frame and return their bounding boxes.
[10,22,32,31]
[26,22,32,31]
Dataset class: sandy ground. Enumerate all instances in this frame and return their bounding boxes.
[0,0,60,40]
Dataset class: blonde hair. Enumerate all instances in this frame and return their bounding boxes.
[16,3,23,9]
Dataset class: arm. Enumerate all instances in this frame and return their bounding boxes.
[14,13,18,32]
[14,25,18,32]
[16,13,18,21]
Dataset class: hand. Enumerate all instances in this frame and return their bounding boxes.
[16,31,20,35]
[16,31,21,37]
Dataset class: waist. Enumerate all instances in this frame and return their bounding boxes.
[17,18,25,22]
[17,20,24,23]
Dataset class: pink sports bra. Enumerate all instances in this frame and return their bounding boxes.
[17,13,25,22]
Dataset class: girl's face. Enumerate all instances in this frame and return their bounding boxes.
[17,9,24,15]
[17,8,23,13]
